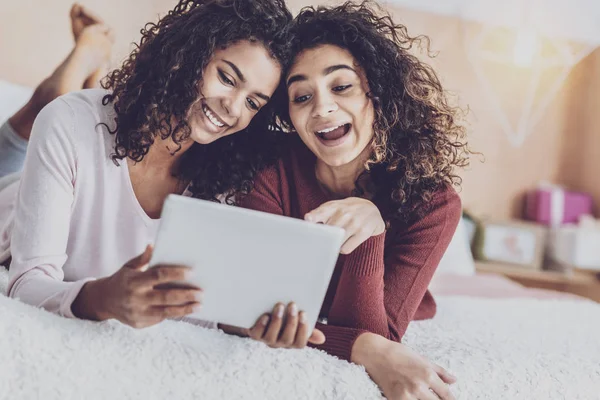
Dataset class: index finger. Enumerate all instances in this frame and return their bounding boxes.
[304,201,338,224]
[131,265,191,289]
[430,378,456,400]
[432,363,457,384]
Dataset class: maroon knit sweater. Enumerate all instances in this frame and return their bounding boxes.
[239,139,461,361]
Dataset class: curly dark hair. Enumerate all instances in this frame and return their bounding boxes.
[101,0,292,203]
[278,1,471,223]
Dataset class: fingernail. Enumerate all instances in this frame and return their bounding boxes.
[195,292,203,302]
[193,304,202,312]
[289,303,298,317]
[299,312,307,324]
[261,315,269,325]
[276,304,284,318]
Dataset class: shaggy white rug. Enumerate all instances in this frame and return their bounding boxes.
[1,267,599,400]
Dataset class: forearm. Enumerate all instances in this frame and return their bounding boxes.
[0,120,28,178]
[350,331,386,366]
[328,271,388,334]
[8,268,95,318]
[71,279,108,321]
[309,322,367,361]
[327,233,389,335]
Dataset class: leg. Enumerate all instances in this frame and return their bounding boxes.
[70,3,112,89]
[0,172,22,193]
[0,10,113,178]
[0,122,27,178]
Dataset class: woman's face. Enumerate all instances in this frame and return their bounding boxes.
[286,44,375,168]
[187,40,282,144]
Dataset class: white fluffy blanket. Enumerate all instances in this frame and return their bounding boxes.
[1,268,599,400]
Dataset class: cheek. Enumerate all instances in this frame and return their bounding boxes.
[289,107,308,134]
[199,76,225,98]
[237,115,252,131]
[357,100,376,136]
[232,109,259,133]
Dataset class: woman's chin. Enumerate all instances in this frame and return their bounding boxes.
[317,154,356,168]
[315,147,366,169]
[189,130,224,145]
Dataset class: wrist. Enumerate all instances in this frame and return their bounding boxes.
[370,202,385,236]
[351,332,387,367]
[71,279,109,321]
[218,323,249,337]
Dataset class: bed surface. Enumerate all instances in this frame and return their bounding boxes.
[2,267,599,399]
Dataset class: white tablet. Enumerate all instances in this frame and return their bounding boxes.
[150,194,345,331]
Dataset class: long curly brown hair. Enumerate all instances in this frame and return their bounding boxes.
[101,0,292,203]
[278,1,471,223]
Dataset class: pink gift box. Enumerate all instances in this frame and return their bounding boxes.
[524,187,593,226]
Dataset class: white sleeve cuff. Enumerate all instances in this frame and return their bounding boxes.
[59,277,97,318]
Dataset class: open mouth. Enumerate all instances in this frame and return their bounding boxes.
[315,123,351,145]
[202,104,227,129]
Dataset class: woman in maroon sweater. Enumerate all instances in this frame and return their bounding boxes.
[238,2,470,399]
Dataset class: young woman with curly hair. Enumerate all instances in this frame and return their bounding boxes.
[238,1,469,398]
[0,0,324,348]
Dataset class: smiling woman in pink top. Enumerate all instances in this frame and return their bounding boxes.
[238,2,471,399]
[0,0,324,349]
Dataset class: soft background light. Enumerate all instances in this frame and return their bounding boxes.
[1,0,600,221]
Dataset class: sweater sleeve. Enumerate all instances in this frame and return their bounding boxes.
[237,165,285,215]
[312,188,462,361]
[7,98,94,318]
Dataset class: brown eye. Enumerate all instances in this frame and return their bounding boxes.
[247,98,259,111]
[218,70,234,86]
[293,94,311,103]
[332,85,351,92]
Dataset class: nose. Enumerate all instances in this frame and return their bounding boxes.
[221,92,244,120]
[311,90,338,118]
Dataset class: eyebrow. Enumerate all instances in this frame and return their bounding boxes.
[223,59,271,102]
[286,64,357,87]
[224,60,245,82]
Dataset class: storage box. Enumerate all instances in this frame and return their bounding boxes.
[547,217,600,271]
[473,220,547,270]
[524,184,593,226]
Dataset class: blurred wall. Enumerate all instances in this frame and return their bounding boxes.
[1,0,598,219]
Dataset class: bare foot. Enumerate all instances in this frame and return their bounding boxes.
[70,3,112,88]
[8,24,114,140]
[42,24,113,98]
[84,63,110,88]
[70,3,104,41]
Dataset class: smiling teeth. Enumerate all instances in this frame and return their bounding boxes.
[203,105,224,128]
[317,124,344,134]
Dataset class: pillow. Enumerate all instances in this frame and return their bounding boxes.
[0,80,34,124]
[435,216,476,276]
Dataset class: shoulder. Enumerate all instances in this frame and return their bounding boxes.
[391,184,462,237]
[432,184,462,213]
[57,89,114,135]
[253,136,312,186]
[32,89,115,157]
[56,88,110,113]
[413,184,461,222]
[419,184,462,228]
[242,136,317,209]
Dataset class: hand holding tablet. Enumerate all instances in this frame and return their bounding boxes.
[149,195,345,334]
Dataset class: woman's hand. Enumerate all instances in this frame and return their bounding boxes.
[305,197,385,254]
[72,245,202,328]
[352,333,457,400]
[220,302,325,349]
[248,302,325,348]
